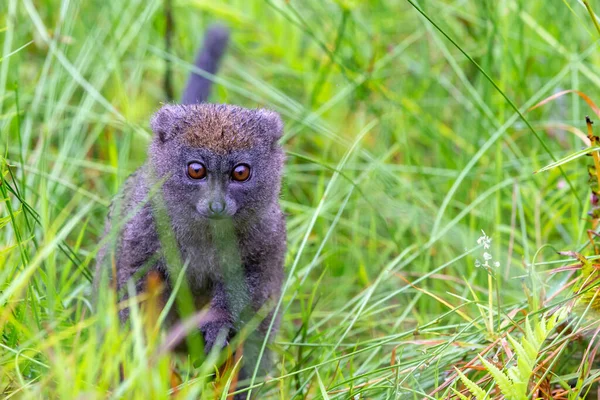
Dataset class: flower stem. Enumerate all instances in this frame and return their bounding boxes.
[488,272,494,336]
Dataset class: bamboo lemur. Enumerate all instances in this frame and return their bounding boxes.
[95,24,285,391]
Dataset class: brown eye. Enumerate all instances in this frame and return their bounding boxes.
[187,162,206,180]
[232,164,251,182]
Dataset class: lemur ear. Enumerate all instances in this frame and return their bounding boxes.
[150,104,185,143]
[256,109,283,141]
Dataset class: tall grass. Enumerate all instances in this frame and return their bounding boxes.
[2,0,600,398]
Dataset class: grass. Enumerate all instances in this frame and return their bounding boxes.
[3,0,600,398]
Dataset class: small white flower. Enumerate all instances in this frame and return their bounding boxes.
[474,230,500,270]
[477,230,492,249]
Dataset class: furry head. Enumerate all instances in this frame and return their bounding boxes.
[148,104,284,222]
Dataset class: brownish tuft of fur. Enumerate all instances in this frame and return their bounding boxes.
[181,107,253,153]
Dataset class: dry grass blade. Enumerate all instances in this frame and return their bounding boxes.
[528,89,600,118]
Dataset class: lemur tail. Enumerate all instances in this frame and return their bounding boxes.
[181,24,230,104]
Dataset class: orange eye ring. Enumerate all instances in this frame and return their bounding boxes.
[232,164,251,182]
[187,162,207,180]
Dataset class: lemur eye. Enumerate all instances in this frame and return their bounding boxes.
[232,164,251,182]
[187,162,206,180]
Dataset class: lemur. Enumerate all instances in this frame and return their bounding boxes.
[95,24,285,398]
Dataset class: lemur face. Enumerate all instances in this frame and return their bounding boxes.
[176,146,264,219]
[149,104,284,221]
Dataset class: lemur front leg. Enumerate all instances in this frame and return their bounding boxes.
[200,281,235,353]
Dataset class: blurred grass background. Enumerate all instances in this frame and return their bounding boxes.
[2,0,600,398]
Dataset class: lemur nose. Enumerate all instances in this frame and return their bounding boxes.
[209,201,225,214]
